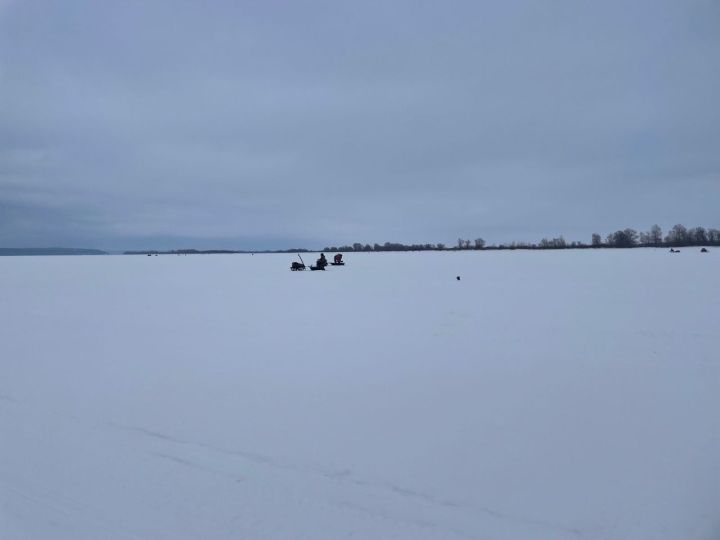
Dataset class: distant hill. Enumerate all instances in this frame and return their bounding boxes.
[0,248,108,256]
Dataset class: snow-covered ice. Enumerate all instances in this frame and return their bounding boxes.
[1,249,718,539]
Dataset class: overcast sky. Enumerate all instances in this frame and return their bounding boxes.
[1,0,718,250]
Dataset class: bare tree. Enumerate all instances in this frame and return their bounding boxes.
[689,227,708,245]
[606,229,638,247]
[539,236,567,248]
[474,238,485,249]
[665,224,688,245]
[591,233,602,246]
[650,224,663,245]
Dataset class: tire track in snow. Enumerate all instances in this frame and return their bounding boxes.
[108,420,587,539]
[0,477,149,540]
[1,396,587,539]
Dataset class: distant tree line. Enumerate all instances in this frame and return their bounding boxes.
[597,224,719,248]
[323,242,449,252]
[323,224,718,253]
[0,248,107,256]
[121,224,717,256]
[124,248,312,255]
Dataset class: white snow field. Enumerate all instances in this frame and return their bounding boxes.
[1,249,718,540]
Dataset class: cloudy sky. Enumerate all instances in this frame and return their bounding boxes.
[1,0,718,250]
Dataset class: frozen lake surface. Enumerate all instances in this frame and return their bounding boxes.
[1,249,718,539]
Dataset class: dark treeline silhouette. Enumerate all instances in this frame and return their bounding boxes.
[324,224,719,253]
[599,224,719,248]
[124,248,311,255]
[323,242,447,252]
[121,224,717,255]
[125,249,241,255]
[0,248,107,256]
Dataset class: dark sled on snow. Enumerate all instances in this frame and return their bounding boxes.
[290,262,306,271]
[330,262,345,266]
[310,265,326,271]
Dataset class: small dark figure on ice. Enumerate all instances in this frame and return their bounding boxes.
[311,253,328,270]
[331,253,345,266]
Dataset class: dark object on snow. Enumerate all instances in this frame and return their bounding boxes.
[291,253,308,271]
[330,262,345,266]
[334,253,343,264]
[310,265,325,271]
[669,248,680,253]
[701,248,708,253]
[315,253,328,270]
[456,276,461,281]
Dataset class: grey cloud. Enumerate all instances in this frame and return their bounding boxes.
[1,0,718,249]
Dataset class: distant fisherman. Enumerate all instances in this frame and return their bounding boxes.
[316,253,328,269]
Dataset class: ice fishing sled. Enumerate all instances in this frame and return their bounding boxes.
[330,262,345,266]
[290,262,306,271]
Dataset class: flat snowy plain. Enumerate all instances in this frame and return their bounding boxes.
[1,249,718,540]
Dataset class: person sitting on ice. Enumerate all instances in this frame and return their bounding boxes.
[334,253,343,264]
[316,253,328,269]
